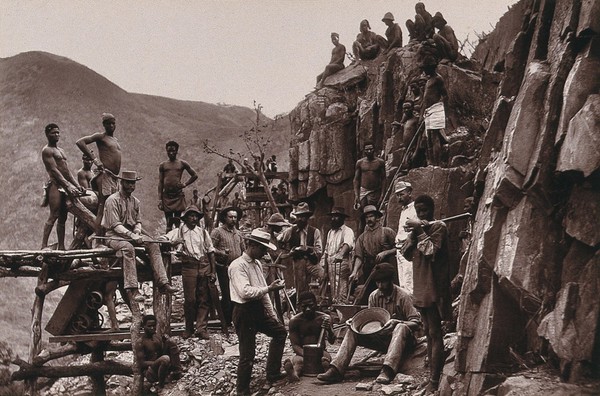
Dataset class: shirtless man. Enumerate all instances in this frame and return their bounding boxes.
[41,123,85,250]
[77,154,94,189]
[420,62,448,166]
[381,12,403,54]
[432,12,459,63]
[316,33,346,89]
[136,314,183,388]
[400,100,420,148]
[284,291,335,381]
[353,142,387,211]
[158,140,198,232]
[406,2,434,43]
[76,113,122,229]
[352,20,386,62]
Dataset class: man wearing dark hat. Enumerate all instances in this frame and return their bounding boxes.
[323,207,355,303]
[229,228,287,395]
[350,205,397,304]
[76,113,122,229]
[394,181,417,294]
[280,202,323,300]
[158,140,198,232]
[381,12,403,55]
[318,263,421,384]
[211,206,245,326]
[101,171,176,303]
[432,12,458,62]
[161,205,216,339]
[316,32,346,89]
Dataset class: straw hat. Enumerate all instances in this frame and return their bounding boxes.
[244,228,277,250]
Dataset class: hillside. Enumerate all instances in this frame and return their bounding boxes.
[0,51,290,249]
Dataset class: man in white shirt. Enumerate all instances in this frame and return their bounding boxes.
[162,205,216,339]
[394,181,417,294]
[323,207,355,303]
[229,228,287,396]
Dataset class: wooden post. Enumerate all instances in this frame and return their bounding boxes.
[90,346,106,396]
[127,290,143,396]
[26,261,48,396]
[208,172,222,232]
[153,254,171,337]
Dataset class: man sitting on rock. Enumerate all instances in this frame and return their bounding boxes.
[381,12,403,54]
[318,263,422,384]
[136,314,183,388]
[352,19,387,62]
[432,12,459,63]
[284,291,335,381]
[406,2,434,43]
[316,33,346,89]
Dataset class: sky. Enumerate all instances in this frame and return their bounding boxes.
[1,0,517,117]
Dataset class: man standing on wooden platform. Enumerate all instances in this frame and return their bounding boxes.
[158,140,198,232]
[101,170,176,303]
[76,113,122,229]
[41,123,85,250]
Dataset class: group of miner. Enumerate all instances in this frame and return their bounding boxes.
[39,3,466,396]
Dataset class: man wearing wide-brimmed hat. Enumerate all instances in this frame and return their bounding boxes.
[318,262,421,385]
[350,205,397,304]
[394,181,417,294]
[101,171,176,303]
[210,206,245,326]
[161,204,216,339]
[229,228,288,395]
[323,207,355,303]
[280,202,323,300]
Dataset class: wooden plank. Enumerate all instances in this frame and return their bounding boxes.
[48,323,189,343]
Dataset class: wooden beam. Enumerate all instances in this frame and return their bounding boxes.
[12,360,132,381]
[49,327,186,343]
[33,343,81,366]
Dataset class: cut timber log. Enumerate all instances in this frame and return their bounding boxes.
[33,344,81,366]
[11,360,132,381]
[65,196,99,234]
[26,262,48,395]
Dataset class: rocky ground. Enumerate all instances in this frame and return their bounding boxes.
[37,279,600,396]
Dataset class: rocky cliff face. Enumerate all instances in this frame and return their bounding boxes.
[288,0,600,394]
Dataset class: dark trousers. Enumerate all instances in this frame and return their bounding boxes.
[233,301,287,394]
[216,264,233,325]
[419,304,444,385]
[181,265,211,333]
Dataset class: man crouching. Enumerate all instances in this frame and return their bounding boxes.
[318,263,422,384]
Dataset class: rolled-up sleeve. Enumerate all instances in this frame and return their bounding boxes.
[203,229,216,253]
[101,195,122,230]
[229,263,269,301]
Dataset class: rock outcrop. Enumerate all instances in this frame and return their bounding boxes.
[287,0,600,394]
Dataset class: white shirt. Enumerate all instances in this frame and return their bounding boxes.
[229,252,277,319]
[164,224,215,261]
[325,224,355,257]
[396,201,417,246]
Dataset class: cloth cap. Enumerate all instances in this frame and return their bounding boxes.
[382,12,394,21]
[244,228,276,250]
[118,170,142,181]
[372,262,396,281]
[102,113,115,122]
[394,181,412,193]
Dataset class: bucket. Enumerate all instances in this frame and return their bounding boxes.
[302,344,324,376]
